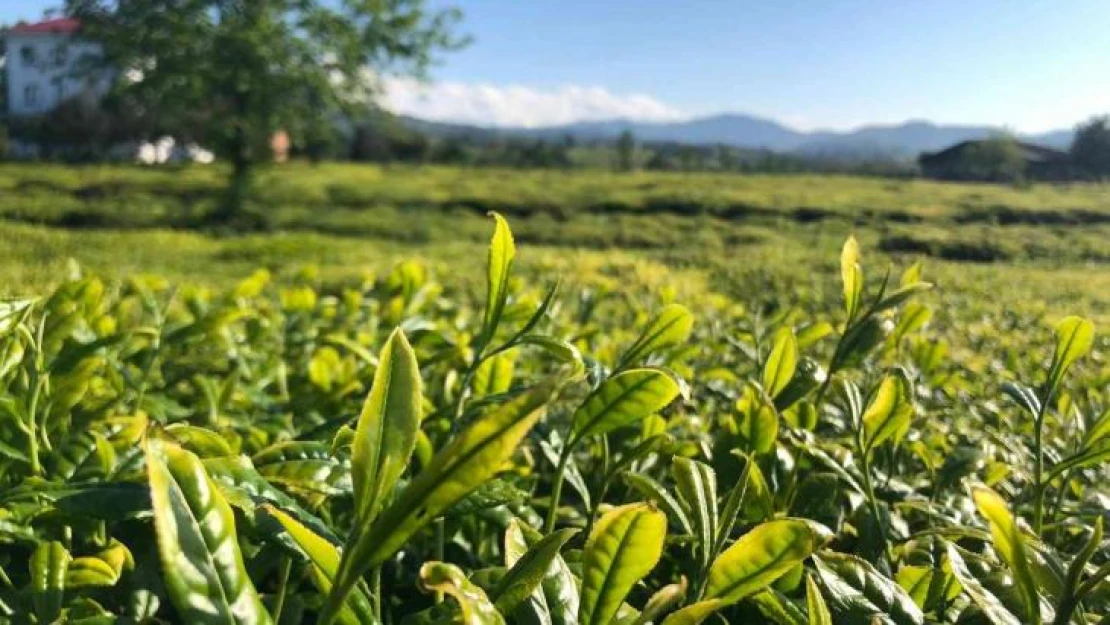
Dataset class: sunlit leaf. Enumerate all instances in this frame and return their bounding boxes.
[570,368,679,444]
[351,327,422,524]
[617,304,694,370]
[145,439,272,624]
[579,503,667,625]
[971,485,1039,623]
[324,375,564,624]
[420,561,506,625]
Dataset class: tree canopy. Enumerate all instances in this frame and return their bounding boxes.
[1070,116,1110,179]
[66,0,466,220]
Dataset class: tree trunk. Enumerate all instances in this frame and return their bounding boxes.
[212,134,253,226]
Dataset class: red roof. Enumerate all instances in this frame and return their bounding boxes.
[9,18,80,35]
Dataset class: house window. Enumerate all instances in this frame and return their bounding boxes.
[20,45,36,67]
[24,84,40,107]
[53,46,67,66]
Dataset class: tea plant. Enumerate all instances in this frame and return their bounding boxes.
[0,213,1105,624]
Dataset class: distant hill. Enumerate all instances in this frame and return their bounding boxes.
[402,113,1075,161]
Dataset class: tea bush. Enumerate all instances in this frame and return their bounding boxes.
[0,214,1105,624]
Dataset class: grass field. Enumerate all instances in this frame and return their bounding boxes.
[2,162,1109,322]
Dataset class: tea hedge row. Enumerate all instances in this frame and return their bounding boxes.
[0,214,1105,624]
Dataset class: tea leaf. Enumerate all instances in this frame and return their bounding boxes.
[145,439,272,625]
[806,573,832,625]
[617,304,694,370]
[862,372,914,451]
[579,502,667,625]
[326,376,562,624]
[814,551,923,625]
[763,327,799,399]
[672,457,718,569]
[971,485,1039,623]
[31,541,70,624]
[841,236,863,319]
[705,519,830,605]
[263,506,375,625]
[419,561,506,625]
[945,543,1023,625]
[1048,316,1094,390]
[480,212,516,348]
[493,526,578,615]
[570,368,680,444]
[351,327,422,525]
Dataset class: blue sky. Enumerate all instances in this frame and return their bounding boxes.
[6,0,1109,131]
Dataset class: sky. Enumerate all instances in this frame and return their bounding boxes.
[5,0,1109,132]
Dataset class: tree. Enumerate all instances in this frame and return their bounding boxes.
[615,129,636,172]
[66,0,466,223]
[1070,116,1110,179]
[954,135,1026,183]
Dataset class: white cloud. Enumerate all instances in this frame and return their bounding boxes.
[380,77,686,128]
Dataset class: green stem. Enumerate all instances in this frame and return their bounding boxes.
[544,443,573,534]
[272,557,292,624]
[371,567,382,623]
[26,317,46,476]
[1032,383,1053,534]
[858,437,893,565]
[1075,562,1110,599]
[433,519,446,604]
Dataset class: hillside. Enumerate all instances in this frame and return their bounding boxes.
[403,113,1075,160]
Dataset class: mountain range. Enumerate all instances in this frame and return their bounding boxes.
[403,113,1075,160]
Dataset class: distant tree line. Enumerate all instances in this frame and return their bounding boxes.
[918,117,1110,183]
[5,84,1109,183]
[308,117,922,176]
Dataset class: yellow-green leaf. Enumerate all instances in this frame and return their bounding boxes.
[481,212,516,346]
[515,522,580,625]
[672,457,718,570]
[862,373,914,451]
[351,327,422,525]
[67,541,133,589]
[324,376,563,625]
[493,525,578,615]
[762,327,798,399]
[145,439,272,625]
[263,506,374,625]
[570,368,679,444]
[633,577,687,625]
[1049,316,1094,389]
[659,599,725,625]
[420,562,506,625]
[579,502,667,625]
[618,304,694,370]
[164,424,235,458]
[253,441,352,497]
[473,349,517,399]
[806,573,832,625]
[841,236,863,319]
[704,519,830,605]
[31,541,70,624]
[971,485,1039,623]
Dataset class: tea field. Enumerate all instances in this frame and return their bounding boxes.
[0,163,1107,623]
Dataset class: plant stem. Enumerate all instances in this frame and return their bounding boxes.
[544,442,572,534]
[1032,384,1053,534]
[26,316,47,476]
[272,557,292,624]
[858,436,893,565]
[371,567,382,623]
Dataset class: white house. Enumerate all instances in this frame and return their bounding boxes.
[5,18,106,117]
[4,17,213,164]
